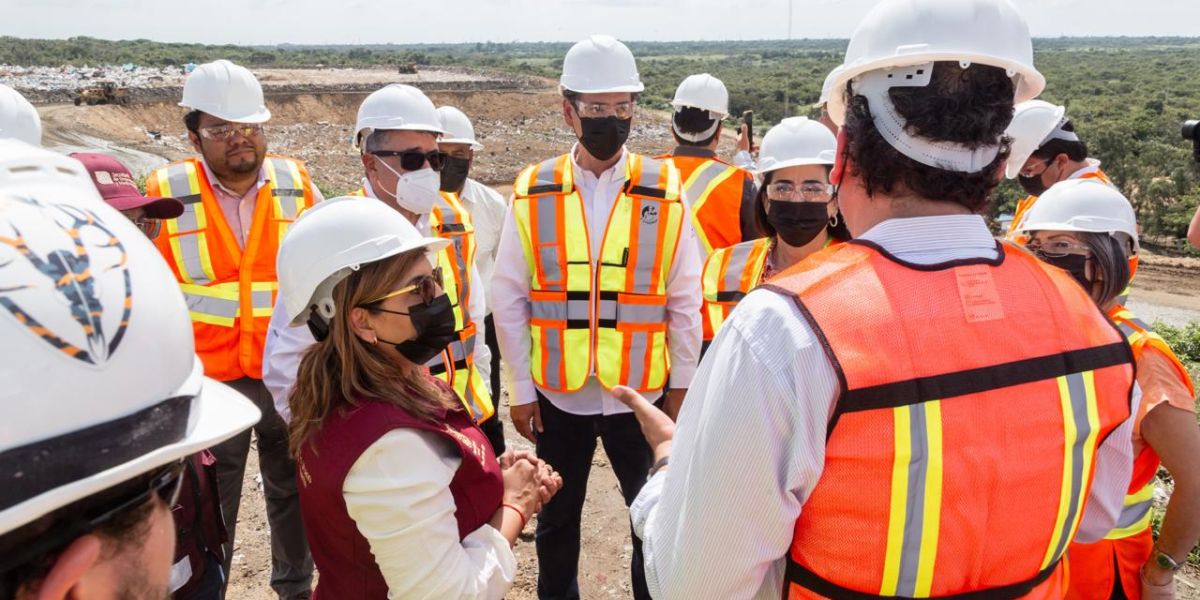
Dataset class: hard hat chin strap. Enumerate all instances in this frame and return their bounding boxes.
[672,118,720,143]
[854,63,1001,174]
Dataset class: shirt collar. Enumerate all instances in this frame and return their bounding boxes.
[570,143,629,186]
[670,146,717,159]
[201,159,267,196]
[858,215,998,257]
[1066,158,1102,181]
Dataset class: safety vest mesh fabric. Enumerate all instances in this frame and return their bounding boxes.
[662,154,745,255]
[511,152,684,393]
[762,241,1135,599]
[701,237,772,341]
[149,156,314,381]
[427,191,494,423]
[1103,305,1195,541]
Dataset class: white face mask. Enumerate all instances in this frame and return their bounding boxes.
[377,158,441,215]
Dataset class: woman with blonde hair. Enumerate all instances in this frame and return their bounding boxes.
[277,197,561,599]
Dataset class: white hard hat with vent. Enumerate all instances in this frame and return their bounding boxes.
[0,139,259,537]
[756,117,838,175]
[0,84,41,147]
[437,106,483,150]
[560,35,644,94]
[354,84,445,148]
[823,0,1044,174]
[1004,100,1070,179]
[1016,178,1139,252]
[180,59,271,124]
[277,196,450,328]
[671,74,729,117]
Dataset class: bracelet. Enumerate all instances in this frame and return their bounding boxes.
[502,503,528,529]
[648,455,670,478]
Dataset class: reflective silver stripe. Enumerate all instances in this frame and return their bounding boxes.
[251,289,274,309]
[1128,316,1151,331]
[535,158,559,188]
[617,302,666,324]
[166,165,202,206]
[532,299,589,321]
[598,298,618,321]
[535,195,562,285]
[435,194,464,226]
[446,334,475,362]
[1049,371,1093,562]
[723,242,756,292]
[895,403,931,596]
[632,197,661,293]
[176,203,199,232]
[636,157,661,189]
[267,158,304,220]
[1117,322,1137,338]
[175,205,210,284]
[1114,495,1153,530]
[543,329,562,389]
[684,160,728,204]
[183,292,239,319]
[626,331,648,389]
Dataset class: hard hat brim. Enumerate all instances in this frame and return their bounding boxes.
[439,137,484,150]
[179,103,272,125]
[1004,104,1067,179]
[559,83,646,95]
[755,156,837,176]
[0,360,260,536]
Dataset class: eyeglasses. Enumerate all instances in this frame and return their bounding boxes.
[361,267,444,313]
[1018,157,1054,179]
[1026,239,1092,258]
[198,124,264,141]
[0,459,186,574]
[131,216,162,238]
[370,150,447,172]
[767,181,834,202]
[574,100,636,120]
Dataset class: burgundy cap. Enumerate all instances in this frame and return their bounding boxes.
[70,152,184,219]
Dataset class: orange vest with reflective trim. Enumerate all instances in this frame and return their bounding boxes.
[661,153,749,255]
[763,241,1134,600]
[510,152,684,393]
[149,156,315,381]
[1007,168,1113,241]
[701,237,772,341]
[1064,305,1195,600]
[427,190,494,423]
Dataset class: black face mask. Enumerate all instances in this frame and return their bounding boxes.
[767,201,829,248]
[578,116,631,161]
[379,294,459,364]
[440,156,471,193]
[1018,172,1050,197]
[1040,253,1091,291]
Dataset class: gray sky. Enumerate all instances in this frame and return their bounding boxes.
[2,0,1198,44]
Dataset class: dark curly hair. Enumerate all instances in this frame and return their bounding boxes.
[841,61,1016,213]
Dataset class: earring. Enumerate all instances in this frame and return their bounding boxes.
[369,336,378,345]
[829,212,840,228]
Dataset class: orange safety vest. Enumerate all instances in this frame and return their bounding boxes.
[763,241,1135,599]
[149,156,315,381]
[510,152,684,393]
[700,237,772,341]
[346,186,493,423]
[427,191,494,423]
[661,153,749,255]
[1064,306,1195,600]
[1006,168,1113,241]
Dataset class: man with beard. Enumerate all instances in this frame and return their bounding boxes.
[1004,99,1114,241]
[492,35,702,600]
[436,105,509,455]
[145,59,318,600]
[0,139,259,600]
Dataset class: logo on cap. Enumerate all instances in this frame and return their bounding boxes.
[0,194,132,365]
[94,171,114,185]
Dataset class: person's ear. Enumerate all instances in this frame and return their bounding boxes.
[348,306,376,344]
[362,152,377,180]
[33,534,102,600]
[187,131,203,155]
[831,129,850,186]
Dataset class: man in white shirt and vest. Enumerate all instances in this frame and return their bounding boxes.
[615,2,1140,599]
[146,59,317,599]
[437,104,510,455]
[263,84,494,441]
[492,35,703,600]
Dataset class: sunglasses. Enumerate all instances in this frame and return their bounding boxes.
[131,216,162,239]
[370,149,447,172]
[361,267,444,313]
[198,124,264,141]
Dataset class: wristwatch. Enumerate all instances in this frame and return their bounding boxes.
[1153,545,1183,572]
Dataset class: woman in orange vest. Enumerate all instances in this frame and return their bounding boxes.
[700,116,848,352]
[1018,179,1200,600]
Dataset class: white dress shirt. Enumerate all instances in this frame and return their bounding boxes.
[491,146,704,416]
[458,178,508,315]
[732,149,757,171]
[344,428,515,599]
[630,215,1139,600]
[263,182,490,422]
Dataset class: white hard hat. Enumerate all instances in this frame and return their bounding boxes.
[756,117,839,175]
[180,59,271,124]
[560,35,644,94]
[0,84,41,146]
[825,0,1044,127]
[354,84,445,148]
[437,106,483,150]
[0,139,259,537]
[1004,99,1068,179]
[815,66,844,108]
[671,73,729,117]
[1016,178,1139,252]
[277,196,451,327]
